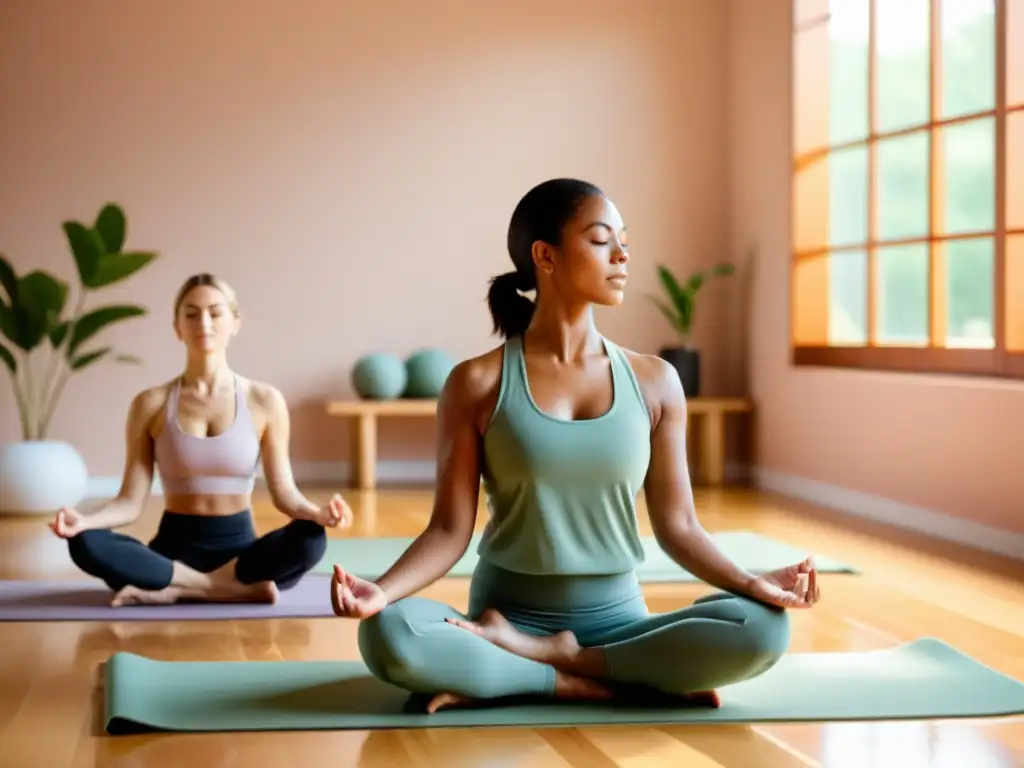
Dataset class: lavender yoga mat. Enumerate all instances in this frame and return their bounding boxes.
[0,573,336,622]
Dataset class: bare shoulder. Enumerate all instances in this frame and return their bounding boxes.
[127,382,172,436]
[617,345,685,424]
[240,377,288,418]
[438,344,506,431]
[130,381,174,418]
[445,346,504,398]
[130,383,170,412]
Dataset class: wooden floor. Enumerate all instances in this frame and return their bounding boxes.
[1,485,1022,768]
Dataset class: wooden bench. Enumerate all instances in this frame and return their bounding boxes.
[325,399,439,491]
[325,396,753,491]
[684,397,754,486]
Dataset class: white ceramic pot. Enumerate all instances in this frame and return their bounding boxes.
[0,440,89,516]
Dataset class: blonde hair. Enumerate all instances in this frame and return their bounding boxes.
[173,273,240,318]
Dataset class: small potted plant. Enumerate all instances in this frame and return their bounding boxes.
[648,261,734,397]
[0,203,158,515]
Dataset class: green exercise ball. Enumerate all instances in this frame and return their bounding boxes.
[351,353,407,400]
[404,348,454,398]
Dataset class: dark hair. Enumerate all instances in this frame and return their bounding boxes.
[486,178,605,338]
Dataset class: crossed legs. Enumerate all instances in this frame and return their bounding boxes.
[68,518,327,605]
[357,590,790,712]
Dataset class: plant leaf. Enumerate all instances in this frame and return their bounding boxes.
[19,270,69,318]
[0,340,16,373]
[68,304,147,356]
[652,262,734,341]
[71,347,110,370]
[63,221,105,286]
[676,305,692,333]
[656,266,688,306]
[86,251,158,289]
[0,303,16,346]
[94,204,126,253]
[11,271,69,351]
[0,253,17,305]
[644,294,680,331]
[656,265,694,333]
[115,353,141,364]
[49,320,69,348]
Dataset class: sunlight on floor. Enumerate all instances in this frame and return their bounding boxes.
[821,720,1012,768]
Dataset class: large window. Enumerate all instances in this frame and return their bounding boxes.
[791,0,1023,379]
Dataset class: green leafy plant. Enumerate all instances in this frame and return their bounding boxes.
[648,262,735,347]
[0,203,159,441]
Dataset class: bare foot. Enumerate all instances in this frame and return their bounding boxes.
[111,585,183,606]
[557,674,719,709]
[680,689,721,708]
[553,670,616,701]
[110,578,278,607]
[424,670,614,715]
[445,609,580,665]
[442,609,720,709]
[203,578,279,604]
[425,691,478,713]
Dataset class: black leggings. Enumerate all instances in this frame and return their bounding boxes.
[67,510,327,592]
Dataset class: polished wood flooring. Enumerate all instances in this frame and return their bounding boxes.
[0,486,1022,768]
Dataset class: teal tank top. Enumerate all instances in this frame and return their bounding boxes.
[477,334,652,576]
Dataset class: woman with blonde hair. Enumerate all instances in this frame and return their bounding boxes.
[50,273,352,606]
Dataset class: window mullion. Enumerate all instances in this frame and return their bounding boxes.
[867,0,878,347]
[994,0,1008,370]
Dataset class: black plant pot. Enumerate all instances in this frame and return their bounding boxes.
[659,347,700,397]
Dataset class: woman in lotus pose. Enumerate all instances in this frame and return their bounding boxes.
[50,273,352,606]
[330,179,819,712]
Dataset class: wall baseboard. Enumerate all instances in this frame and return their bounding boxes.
[84,460,438,498]
[85,461,1023,562]
[87,460,748,497]
[749,466,1024,562]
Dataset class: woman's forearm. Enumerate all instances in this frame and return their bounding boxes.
[657,522,757,595]
[275,491,320,521]
[374,525,471,604]
[81,498,142,531]
[268,482,321,522]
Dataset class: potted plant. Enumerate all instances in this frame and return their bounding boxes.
[648,261,734,397]
[0,203,158,515]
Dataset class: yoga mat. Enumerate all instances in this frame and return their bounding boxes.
[0,574,335,622]
[0,531,854,622]
[102,638,1024,734]
[314,530,859,581]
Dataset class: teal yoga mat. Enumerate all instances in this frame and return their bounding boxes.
[103,638,1024,734]
[314,530,858,581]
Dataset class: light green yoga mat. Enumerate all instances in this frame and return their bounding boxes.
[313,530,858,581]
[103,638,1024,734]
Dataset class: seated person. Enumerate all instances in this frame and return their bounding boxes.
[49,273,352,606]
[327,178,820,712]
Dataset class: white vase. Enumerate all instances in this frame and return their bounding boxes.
[0,440,89,516]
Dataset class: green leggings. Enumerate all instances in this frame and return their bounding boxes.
[357,558,791,700]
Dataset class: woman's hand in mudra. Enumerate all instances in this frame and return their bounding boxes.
[746,557,820,610]
[330,565,388,619]
[49,507,88,538]
[314,493,354,529]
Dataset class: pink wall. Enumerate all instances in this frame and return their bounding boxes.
[0,0,734,476]
[726,2,1024,534]
[11,1,1013,538]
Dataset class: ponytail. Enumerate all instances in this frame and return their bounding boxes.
[486,270,535,338]
[489,178,605,338]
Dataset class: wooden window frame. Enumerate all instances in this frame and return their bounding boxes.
[791,0,1024,380]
